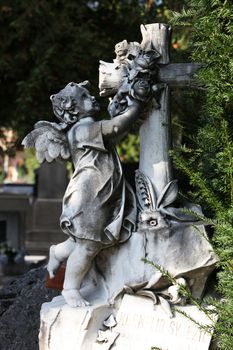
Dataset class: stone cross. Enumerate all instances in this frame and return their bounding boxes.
[99,23,201,197]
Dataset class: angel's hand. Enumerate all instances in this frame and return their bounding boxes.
[125,94,141,108]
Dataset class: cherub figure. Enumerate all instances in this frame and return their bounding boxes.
[22,81,144,307]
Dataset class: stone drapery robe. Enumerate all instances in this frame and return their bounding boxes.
[60,117,136,245]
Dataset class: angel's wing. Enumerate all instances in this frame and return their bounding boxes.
[22,121,70,163]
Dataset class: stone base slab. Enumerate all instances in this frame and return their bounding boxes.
[39,295,216,350]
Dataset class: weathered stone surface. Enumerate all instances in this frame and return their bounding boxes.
[0,267,59,350]
[112,295,216,350]
[39,296,111,350]
[92,223,217,302]
[39,294,216,350]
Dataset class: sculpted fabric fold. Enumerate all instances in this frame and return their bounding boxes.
[60,120,136,245]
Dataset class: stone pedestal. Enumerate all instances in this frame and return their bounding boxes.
[112,295,215,350]
[39,295,216,350]
[39,296,111,350]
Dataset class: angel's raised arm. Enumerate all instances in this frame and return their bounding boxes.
[101,96,141,142]
[22,121,70,163]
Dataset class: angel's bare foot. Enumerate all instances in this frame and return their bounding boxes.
[62,289,90,308]
[47,245,60,278]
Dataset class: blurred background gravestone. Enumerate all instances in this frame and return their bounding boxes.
[0,192,30,252]
[26,162,68,254]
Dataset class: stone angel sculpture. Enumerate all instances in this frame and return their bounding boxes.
[22,80,148,307]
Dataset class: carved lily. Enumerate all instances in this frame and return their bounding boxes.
[135,170,200,231]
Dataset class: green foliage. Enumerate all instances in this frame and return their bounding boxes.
[0,0,188,165]
[0,0,168,138]
[0,166,4,182]
[23,148,39,183]
[117,133,140,163]
[170,8,195,26]
[0,242,17,262]
[143,258,217,334]
[170,1,233,348]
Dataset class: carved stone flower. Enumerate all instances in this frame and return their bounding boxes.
[51,84,80,124]
[115,40,129,60]
[108,96,127,118]
[129,79,151,102]
[133,50,160,71]
[60,96,79,115]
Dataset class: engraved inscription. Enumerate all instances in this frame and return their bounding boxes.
[117,311,207,344]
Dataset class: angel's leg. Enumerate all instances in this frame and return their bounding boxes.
[62,239,102,307]
[47,238,76,278]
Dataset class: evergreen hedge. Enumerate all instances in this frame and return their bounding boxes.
[171,0,233,348]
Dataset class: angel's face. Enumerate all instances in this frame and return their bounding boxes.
[51,82,100,123]
[73,86,100,119]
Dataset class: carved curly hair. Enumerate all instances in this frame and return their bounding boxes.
[50,81,91,125]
